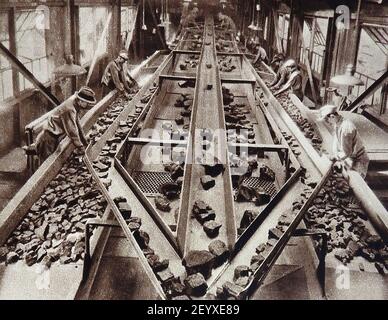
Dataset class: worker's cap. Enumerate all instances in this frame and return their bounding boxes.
[317,104,338,122]
[284,59,297,68]
[271,53,285,64]
[76,86,97,104]
[118,50,129,61]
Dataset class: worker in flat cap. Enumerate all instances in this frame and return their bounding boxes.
[252,43,268,66]
[101,50,138,97]
[318,105,369,179]
[23,86,97,162]
[177,7,201,38]
[273,59,303,101]
[270,53,285,73]
[217,12,237,34]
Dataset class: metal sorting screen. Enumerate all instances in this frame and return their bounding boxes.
[233,176,278,196]
[132,171,174,195]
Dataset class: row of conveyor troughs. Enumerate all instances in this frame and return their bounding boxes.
[76,18,339,300]
[251,62,388,291]
[1,15,387,301]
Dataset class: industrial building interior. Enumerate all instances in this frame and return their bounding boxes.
[0,0,387,300]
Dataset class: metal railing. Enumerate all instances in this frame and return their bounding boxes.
[299,47,324,75]
[352,71,382,108]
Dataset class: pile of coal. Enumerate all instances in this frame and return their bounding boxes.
[159,180,181,199]
[222,86,234,105]
[218,56,236,72]
[192,200,216,223]
[235,183,271,206]
[208,240,229,266]
[238,210,260,235]
[304,171,388,273]
[182,250,215,279]
[114,197,132,220]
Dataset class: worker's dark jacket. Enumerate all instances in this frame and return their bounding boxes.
[101,60,133,93]
[36,96,86,161]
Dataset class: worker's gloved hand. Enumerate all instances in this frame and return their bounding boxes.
[329,155,337,162]
[75,145,86,156]
[333,161,343,174]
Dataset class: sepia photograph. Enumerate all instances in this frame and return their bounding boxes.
[0,0,387,304]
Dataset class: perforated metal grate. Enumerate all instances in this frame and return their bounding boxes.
[133,171,174,195]
[233,176,278,196]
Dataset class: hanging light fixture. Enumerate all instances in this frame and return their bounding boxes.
[157,0,165,27]
[164,0,171,25]
[141,0,147,30]
[253,1,262,31]
[248,0,256,30]
[53,55,86,77]
[331,64,364,87]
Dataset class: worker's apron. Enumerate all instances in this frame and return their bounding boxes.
[343,149,370,179]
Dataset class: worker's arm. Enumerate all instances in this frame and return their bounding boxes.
[337,127,357,161]
[110,64,125,92]
[61,109,84,148]
[272,69,288,89]
[273,76,293,96]
[76,116,88,146]
[269,69,284,88]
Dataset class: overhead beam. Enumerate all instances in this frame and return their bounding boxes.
[346,69,388,112]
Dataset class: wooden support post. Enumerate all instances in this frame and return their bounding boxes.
[146,0,167,50]
[9,7,19,96]
[296,17,318,104]
[347,70,388,112]
[271,9,283,54]
[322,17,336,103]
[69,0,78,91]
[352,0,363,67]
[308,18,316,65]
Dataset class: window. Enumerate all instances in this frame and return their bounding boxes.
[299,17,328,75]
[16,9,49,91]
[79,7,110,65]
[353,26,388,112]
[121,6,137,49]
[277,13,289,53]
[0,11,13,101]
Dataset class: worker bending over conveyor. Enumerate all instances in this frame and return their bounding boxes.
[273,59,303,101]
[268,57,294,89]
[101,50,138,97]
[252,43,268,66]
[217,12,237,34]
[177,7,200,38]
[23,86,97,162]
[318,105,370,179]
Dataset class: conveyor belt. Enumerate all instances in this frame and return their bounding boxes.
[2,13,388,301]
